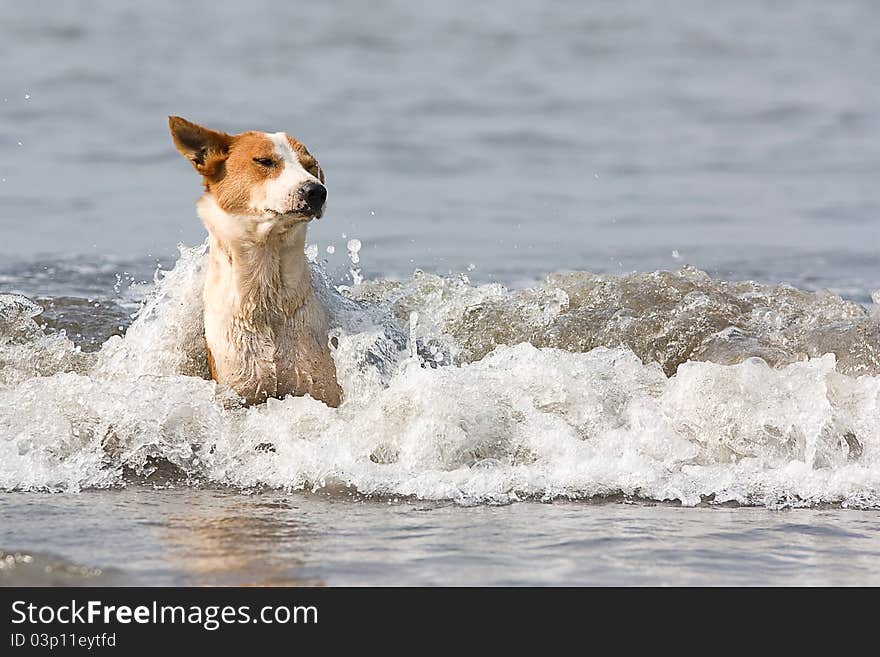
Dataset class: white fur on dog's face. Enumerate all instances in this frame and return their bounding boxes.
[250,132,323,219]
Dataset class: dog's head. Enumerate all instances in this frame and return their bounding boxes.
[169,116,326,223]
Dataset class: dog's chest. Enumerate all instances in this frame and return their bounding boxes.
[205,293,329,403]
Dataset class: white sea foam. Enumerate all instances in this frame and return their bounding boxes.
[0,246,878,507]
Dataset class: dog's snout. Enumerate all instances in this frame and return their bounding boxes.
[301,182,327,212]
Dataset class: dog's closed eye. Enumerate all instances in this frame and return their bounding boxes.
[253,157,276,167]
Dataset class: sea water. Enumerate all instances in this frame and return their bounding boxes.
[1,0,879,585]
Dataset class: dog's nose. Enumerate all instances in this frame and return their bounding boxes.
[301,182,327,212]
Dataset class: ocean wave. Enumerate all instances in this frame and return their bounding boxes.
[1,245,878,507]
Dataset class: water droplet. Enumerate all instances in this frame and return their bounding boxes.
[672,250,681,259]
[326,245,335,254]
[24,93,30,100]
[347,238,362,265]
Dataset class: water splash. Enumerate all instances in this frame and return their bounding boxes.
[1,248,878,507]
[347,238,363,285]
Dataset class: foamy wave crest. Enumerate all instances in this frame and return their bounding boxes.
[1,247,878,506]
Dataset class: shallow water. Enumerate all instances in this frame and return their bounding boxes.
[2,1,880,585]
[3,489,880,586]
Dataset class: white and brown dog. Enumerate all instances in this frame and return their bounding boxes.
[169,116,341,407]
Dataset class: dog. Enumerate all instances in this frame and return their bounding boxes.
[168,116,342,407]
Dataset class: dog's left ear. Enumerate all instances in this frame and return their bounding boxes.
[168,116,232,178]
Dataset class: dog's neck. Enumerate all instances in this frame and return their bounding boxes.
[197,196,313,321]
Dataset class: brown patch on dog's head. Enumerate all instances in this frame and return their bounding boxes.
[286,135,325,184]
[208,131,282,215]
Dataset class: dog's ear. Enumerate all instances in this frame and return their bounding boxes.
[168,116,231,177]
